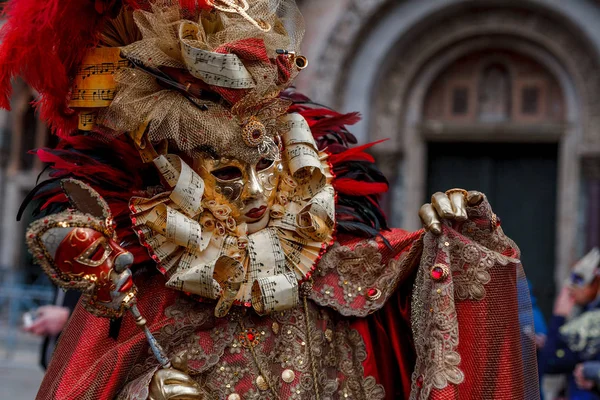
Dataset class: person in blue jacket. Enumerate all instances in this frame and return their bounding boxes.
[528,281,548,399]
[542,248,600,400]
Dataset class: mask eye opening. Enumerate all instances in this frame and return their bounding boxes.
[256,158,274,171]
[211,166,243,181]
[571,273,585,286]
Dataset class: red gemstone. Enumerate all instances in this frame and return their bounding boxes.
[416,375,424,388]
[367,288,377,297]
[252,130,262,140]
[44,219,49,224]
[247,332,255,342]
[431,266,445,281]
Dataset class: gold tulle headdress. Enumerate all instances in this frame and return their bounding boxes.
[70,0,305,163]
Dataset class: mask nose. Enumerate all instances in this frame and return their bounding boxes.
[246,167,265,199]
[114,251,134,273]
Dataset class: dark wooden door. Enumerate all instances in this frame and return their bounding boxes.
[427,142,558,318]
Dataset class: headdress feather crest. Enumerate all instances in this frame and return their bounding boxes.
[0,0,213,133]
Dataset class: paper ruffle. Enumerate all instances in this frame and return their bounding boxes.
[130,113,335,316]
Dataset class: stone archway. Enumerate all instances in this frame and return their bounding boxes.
[298,1,600,285]
[370,8,600,286]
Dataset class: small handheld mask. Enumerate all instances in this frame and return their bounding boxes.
[26,179,171,368]
[26,179,136,318]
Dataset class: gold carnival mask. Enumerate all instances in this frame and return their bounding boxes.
[130,113,336,316]
[194,155,283,234]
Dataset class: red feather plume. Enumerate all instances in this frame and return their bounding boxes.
[328,139,388,165]
[0,0,141,134]
[333,179,389,197]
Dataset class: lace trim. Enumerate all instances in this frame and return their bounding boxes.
[310,239,421,317]
[410,197,519,399]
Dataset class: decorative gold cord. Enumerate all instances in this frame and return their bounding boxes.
[303,294,321,400]
[238,321,280,400]
[207,0,271,32]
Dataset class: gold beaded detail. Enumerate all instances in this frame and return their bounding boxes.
[281,369,295,383]
[238,327,260,348]
[255,375,269,391]
[241,117,267,147]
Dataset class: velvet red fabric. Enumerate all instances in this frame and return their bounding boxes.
[354,271,417,400]
[37,233,422,400]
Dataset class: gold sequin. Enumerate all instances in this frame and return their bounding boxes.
[255,375,269,391]
[325,329,333,342]
[272,322,279,334]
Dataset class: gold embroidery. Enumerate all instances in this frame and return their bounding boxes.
[311,239,421,317]
[122,296,385,399]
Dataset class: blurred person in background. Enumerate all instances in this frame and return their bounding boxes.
[22,290,80,369]
[542,248,600,399]
[573,362,600,395]
[528,281,548,399]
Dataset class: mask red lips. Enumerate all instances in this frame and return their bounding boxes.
[245,206,267,220]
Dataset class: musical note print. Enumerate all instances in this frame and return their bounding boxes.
[69,47,128,108]
[77,59,131,80]
[78,112,97,131]
[179,22,256,89]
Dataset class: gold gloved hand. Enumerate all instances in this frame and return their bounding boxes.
[149,352,206,400]
[419,189,484,235]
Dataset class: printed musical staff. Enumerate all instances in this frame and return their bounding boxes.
[180,22,256,89]
[77,59,131,80]
[78,111,97,131]
[72,87,115,102]
[69,47,127,108]
[153,155,179,188]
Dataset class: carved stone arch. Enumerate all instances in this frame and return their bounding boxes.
[371,8,600,148]
[300,0,391,106]
[298,1,600,283]
[301,0,600,147]
[359,6,600,286]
